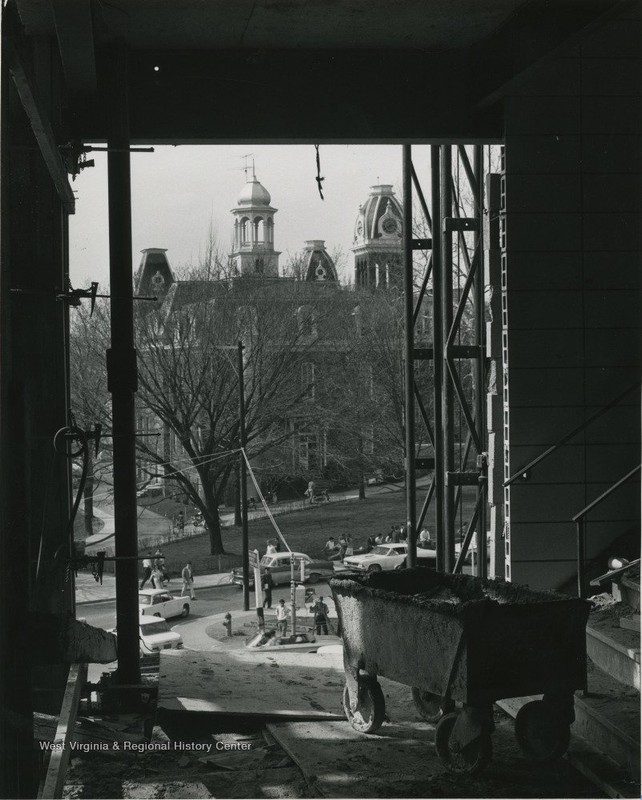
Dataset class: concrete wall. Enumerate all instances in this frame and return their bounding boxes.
[502,7,641,590]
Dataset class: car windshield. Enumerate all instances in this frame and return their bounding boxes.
[138,595,152,605]
[260,556,274,567]
[140,621,171,635]
[370,546,389,555]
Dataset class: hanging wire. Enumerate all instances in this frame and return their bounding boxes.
[314,145,325,200]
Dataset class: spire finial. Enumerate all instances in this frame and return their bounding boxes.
[242,153,256,180]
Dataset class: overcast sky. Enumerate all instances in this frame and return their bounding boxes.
[68,144,426,288]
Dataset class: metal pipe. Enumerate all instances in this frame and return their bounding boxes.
[238,341,249,611]
[430,145,445,572]
[441,146,455,572]
[106,45,140,690]
[473,145,487,578]
[576,520,586,598]
[402,144,417,567]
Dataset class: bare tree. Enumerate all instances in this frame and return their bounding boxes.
[134,277,329,553]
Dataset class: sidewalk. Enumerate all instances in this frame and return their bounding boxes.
[75,569,233,605]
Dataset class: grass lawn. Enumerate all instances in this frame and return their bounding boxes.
[159,486,478,576]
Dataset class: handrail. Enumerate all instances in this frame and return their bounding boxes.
[504,382,640,487]
[573,464,641,598]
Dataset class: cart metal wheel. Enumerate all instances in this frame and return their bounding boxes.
[411,688,453,724]
[435,712,492,775]
[515,700,571,762]
[342,680,385,734]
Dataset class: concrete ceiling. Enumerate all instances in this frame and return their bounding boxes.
[19,0,527,50]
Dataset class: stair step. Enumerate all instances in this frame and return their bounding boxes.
[586,617,640,690]
[498,666,640,798]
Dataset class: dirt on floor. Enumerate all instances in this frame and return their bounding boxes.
[63,719,312,800]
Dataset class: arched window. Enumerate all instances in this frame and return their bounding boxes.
[254,216,265,244]
[240,217,250,245]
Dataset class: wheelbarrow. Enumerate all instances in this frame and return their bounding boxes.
[329,568,591,774]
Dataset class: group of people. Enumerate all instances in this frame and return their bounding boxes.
[140,549,170,590]
[324,535,354,560]
[270,595,330,637]
[139,552,197,601]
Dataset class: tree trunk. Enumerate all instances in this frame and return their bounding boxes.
[201,479,225,555]
[358,473,366,500]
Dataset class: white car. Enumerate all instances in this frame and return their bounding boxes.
[139,588,190,619]
[343,543,437,572]
[138,616,183,655]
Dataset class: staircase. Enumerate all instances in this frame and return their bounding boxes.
[498,563,641,798]
[572,564,640,797]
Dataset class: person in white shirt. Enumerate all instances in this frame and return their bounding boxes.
[276,598,289,636]
[140,553,153,589]
[181,561,196,600]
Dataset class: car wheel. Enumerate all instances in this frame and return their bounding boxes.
[153,612,162,618]
[367,564,382,573]
[181,604,190,618]
[307,573,321,584]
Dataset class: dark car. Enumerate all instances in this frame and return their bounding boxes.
[231,551,335,588]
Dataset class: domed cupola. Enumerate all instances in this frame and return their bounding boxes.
[353,184,403,289]
[237,178,272,207]
[302,241,338,283]
[230,168,280,277]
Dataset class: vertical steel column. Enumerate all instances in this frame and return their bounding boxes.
[430,146,445,572]
[473,146,487,577]
[402,145,417,566]
[440,146,455,571]
[106,46,140,689]
[238,341,250,611]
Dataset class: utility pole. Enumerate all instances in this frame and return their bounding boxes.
[238,341,250,611]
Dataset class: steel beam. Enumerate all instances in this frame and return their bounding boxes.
[105,45,140,692]
[402,144,416,567]
[440,146,456,572]
[430,145,445,572]
[4,36,75,213]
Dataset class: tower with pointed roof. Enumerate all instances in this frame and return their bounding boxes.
[134,248,174,302]
[352,185,403,289]
[229,168,280,277]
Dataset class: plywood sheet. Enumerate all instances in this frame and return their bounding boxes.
[158,649,346,720]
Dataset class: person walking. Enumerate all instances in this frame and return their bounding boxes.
[305,480,316,504]
[344,536,354,557]
[151,565,164,589]
[309,596,330,635]
[262,568,274,609]
[181,561,196,600]
[338,535,348,560]
[276,598,288,637]
[140,552,153,589]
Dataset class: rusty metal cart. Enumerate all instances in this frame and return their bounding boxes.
[329,568,591,774]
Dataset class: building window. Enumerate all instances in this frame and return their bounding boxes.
[301,362,316,400]
[298,431,325,472]
[297,305,317,338]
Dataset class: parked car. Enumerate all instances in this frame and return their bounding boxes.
[109,616,184,657]
[343,542,437,572]
[138,616,183,655]
[231,551,335,589]
[139,588,190,619]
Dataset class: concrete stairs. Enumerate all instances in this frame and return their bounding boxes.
[498,570,640,797]
[576,568,640,796]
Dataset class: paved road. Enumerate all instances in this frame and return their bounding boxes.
[79,580,335,650]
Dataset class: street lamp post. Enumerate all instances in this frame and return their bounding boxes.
[238,341,250,611]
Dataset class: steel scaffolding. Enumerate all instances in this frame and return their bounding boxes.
[403,145,488,576]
